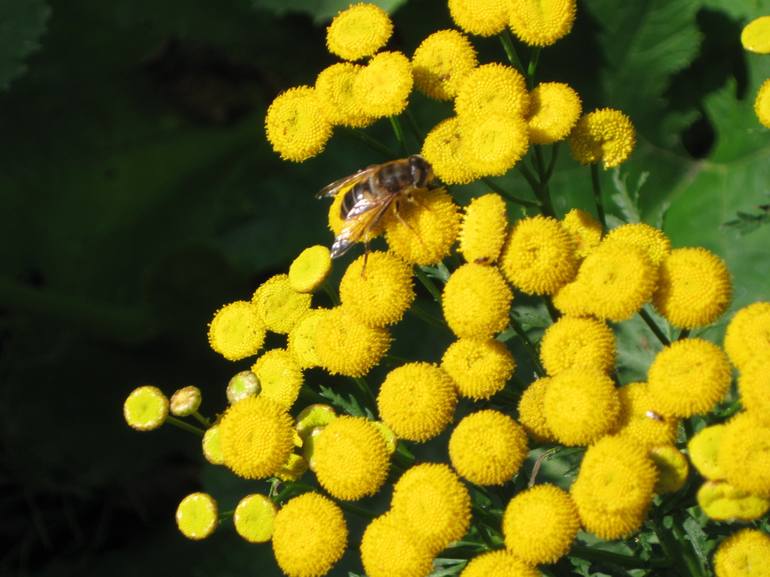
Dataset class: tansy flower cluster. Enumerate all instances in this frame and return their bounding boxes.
[741,15,770,128]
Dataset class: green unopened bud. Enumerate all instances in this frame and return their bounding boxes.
[124,385,168,431]
[371,421,398,454]
[276,453,309,482]
[295,404,337,440]
[302,426,325,472]
[170,385,202,417]
[202,425,224,465]
[226,371,260,404]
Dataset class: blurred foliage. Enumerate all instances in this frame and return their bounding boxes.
[1,0,769,576]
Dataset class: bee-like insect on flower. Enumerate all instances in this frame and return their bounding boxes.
[317,155,435,258]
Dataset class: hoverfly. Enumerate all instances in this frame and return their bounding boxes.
[317,155,435,258]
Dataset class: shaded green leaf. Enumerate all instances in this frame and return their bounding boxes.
[0,0,50,90]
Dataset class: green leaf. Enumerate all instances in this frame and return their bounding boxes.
[251,0,407,23]
[0,0,50,91]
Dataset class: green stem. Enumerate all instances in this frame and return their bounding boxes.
[404,109,424,142]
[678,328,691,340]
[570,545,669,569]
[498,29,525,72]
[191,411,210,428]
[272,481,315,504]
[337,500,377,519]
[219,509,234,519]
[650,518,704,577]
[414,266,443,302]
[533,145,556,216]
[345,128,398,159]
[545,142,560,180]
[166,416,205,436]
[388,116,408,156]
[516,163,541,194]
[481,177,541,209]
[508,315,546,377]
[590,164,607,232]
[527,47,541,88]
[352,376,378,411]
[638,308,671,347]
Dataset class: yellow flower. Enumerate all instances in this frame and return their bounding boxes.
[219,396,294,479]
[325,3,393,61]
[719,413,770,498]
[500,215,578,295]
[360,513,435,577]
[442,263,513,338]
[315,63,374,128]
[202,425,224,465]
[756,78,770,129]
[288,309,327,369]
[688,424,727,480]
[614,382,679,449]
[539,316,615,376]
[714,529,770,577]
[353,51,413,118]
[460,113,529,176]
[460,550,539,577]
[390,463,472,552]
[421,117,479,185]
[449,410,528,485]
[272,492,348,577]
[459,193,509,264]
[251,349,303,409]
[517,377,557,442]
[724,301,770,370]
[448,0,509,36]
[441,338,516,400]
[226,370,260,404]
[234,494,276,543]
[289,245,332,294]
[742,16,770,54]
[653,247,732,329]
[650,445,689,494]
[411,29,478,100]
[124,385,168,431]
[176,493,218,540]
[527,82,582,144]
[573,503,648,541]
[562,208,602,258]
[384,186,462,265]
[543,367,621,446]
[455,63,530,119]
[169,386,201,417]
[603,222,671,266]
[502,484,580,565]
[508,0,577,47]
[207,300,266,361]
[265,86,332,162]
[275,452,309,483]
[295,404,337,440]
[377,362,457,442]
[252,274,312,334]
[313,307,391,377]
[739,360,770,425]
[647,338,732,418]
[698,481,770,522]
[312,416,390,501]
[339,251,415,327]
[569,108,636,169]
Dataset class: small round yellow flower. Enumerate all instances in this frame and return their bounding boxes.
[714,529,770,577]
[265,86,332,162]
[653,247,732,329]
[650,445,689,494]
[460,113,530,177]
[719,413,770,498]
[603,222,671,266]
[353,51,413,118]
[503,484,580,565]
[124,385,168,431]
[226,370,260,404]
[455,63,530,120]
[756,78,770,129]
[459,193,509,264]
[219,396,294,479]
[313,307,391,377]
[339,251,415,327]
[739,360,770,425]
[442,263,513,338]
[562,208,602,258]
[508,0,577,46]
[742,16,770,54]
[360,513,435,577]
[421,117,478,185]
[384,186,462,265]
[449,410,528,485]
[176,493,217,540]
[448,0,509,36]
[543,367,621,446]
[326,3,393,61]
[234,494,276,543]
[272,492,348,577]
[570,108,636,169]
[460,550,539,577]
[539,316,615,376]
[253,274,312,334]
[441,338,516,400]
[207,300,266,361]
[527,82,582,144]
[288,309,327,369]
[500,215,578,295]
[289,245,332,294]
[312,416,390,501]
[377,362,457,442]
[724,301,770,370]
[251,349,303,409]
[688,424,726,480]
[572,503,648,541]
[647,338,732,418]
[202,425,224,465]
[412,29,478,100]
[697,481,770,522]
[518,377,557,442]
[614,382,679,449]
[315,63,374,128]
[169,386,201,417]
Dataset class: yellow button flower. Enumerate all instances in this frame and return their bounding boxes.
[314,307,391,377]
[698,481,770,522]
[288,309,327,369]
[539,316,616,376]
[688,424,727,480]
[508,0,577,47]
[207,300,266,361]
[739,360,770,425]
[719,413,770,498]
[353,51,413,118]
[460,113,530,177]
[527,82,582,144]
[562,208,602,258]
[517,376,557,442]
[123,385,168,431]
[234,494,276,543]
[441,338,515,400]
[412,29,478,100]
[176,493,218,540]
[603,222,671,266]
[289,245,332,294]
[421,116,478,185]
[360,513,435,577]
[714,529,770,577]
[326,3,393,61]
[377,362,457,442]
[756,78,770,129]
[315,63,374,128]
[614,382,679,449]
[202,424,224,465]
[724,301,770,370]
[272,492,348,577]
[265,86,332,162]
[741,16,770,54]
[650,445,689,494]
[251,348,303,409]
[459,550,539,577]
[459,193,509,264]
[442,263,513,338]
[455,63,530,119]
[253,274,312,335]
[448,0,509,36]
[569,108,636,169]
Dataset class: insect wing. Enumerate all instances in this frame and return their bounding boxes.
[316,166,376,199]
[330,196,395,258]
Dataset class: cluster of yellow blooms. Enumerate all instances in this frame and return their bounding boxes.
[741,15,770,128]
[123,2,770,577]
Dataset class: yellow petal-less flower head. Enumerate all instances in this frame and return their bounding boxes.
[518,377,557,442]
[647,338,732,418]
[312,416,390,501]
[527,82,582,144]
[226,370,260,404]
[295,404,337,440]
[412,29,478,100]
[500,215,578,295]
[448,0,509,36]
[539,316,616,376]
[460,113,530,177]
[253,274,312,335]
[420,117,478,185]
[459,550,539,577]
[384,186,462,265]
[313,307,391,377]
[742,16,770,54]
[372,420,398,454]
[650,445,689,494]
[739,360,770,425]
[315,63,374,128]
[502,484,580,565]
[169,386,201,417]
[543,368,621,446]
[219,396,294,479]
[234,494,276,543]
[265,86,332,162]
[339,251,415,327]
[654,247,732,329]
[714,528,770,577]
[442,263,513,338]
[459,193,509,264]
[724,301,770,370]
[719,413,770,498]
[573,502,648,541]
[202,425,224,465]
[390,463,472,552]
[455,63,530,119]
[271,453,306,482]
[326,3,393,61]
[176,493,217,540]
[614,382,679,449]
[698,481,770,522]
[569,108,636,169]
[353,51,413,118]
[124,385,168,431]
[360,513,435,577]
[377,362,457,442]
[288,309,327,369]
[508,0,577,47]
[603,222,671,266]
[688,424,727,481]
[449,410,528,485]
[756,78,770,129]
[251,349,303,409]
[208,301,266,361]
[562,208,602,258]
[289,245,332,294]
[272,492,348,577]
[441,338,515,400]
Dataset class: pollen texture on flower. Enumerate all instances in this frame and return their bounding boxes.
[569,108,636,169]
[265,86,332,162]
[442,263,513,338]
[448,0,509,36]
[459,550,539,577]
[441,338,515,400]
[421,117,478,185]
[455,63,530,119]
[508,0,577,47]
[688,424,726,480]
[315,63,373,128]
[124,385,169,431]
[603,222,671,265]
[718,413,770,498]
[251,348,303,409]
[353,51,413,118]
[724,301,770,371]
[289,245,333,293]
[614,382,679,449]
[176,493,218,540]
[252,274,312,334]
[562,208,602,258]
[739,360,770,425]
[411,29,478,100]
[360,513,435,577]
[326,3,393,61]
[460,113,529,177]
[713,528,770,577]
[313,307,391,377]
[697,481,770,522]
[518,377,556,442]
[527,82,582,144]
[207,300,266,361]
[539,315,616,375]
[288,309,326,369]
[234,494,276,543]
[458,193,509,264]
